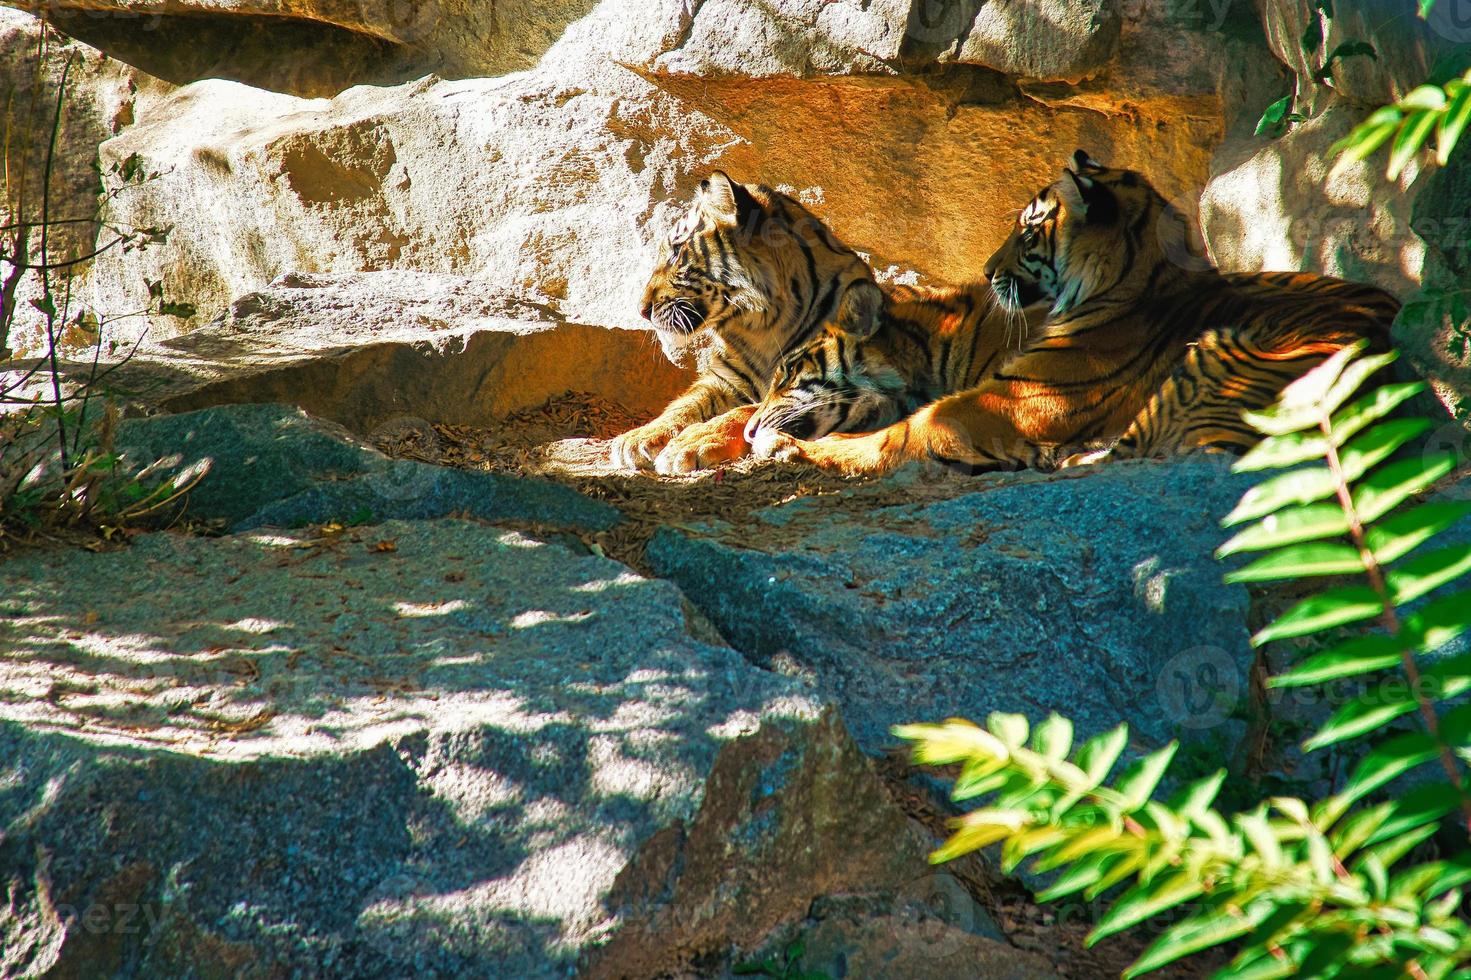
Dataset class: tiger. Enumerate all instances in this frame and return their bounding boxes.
[610,171,883,474]
[749,150,1401,476]
[739,283,1046,448]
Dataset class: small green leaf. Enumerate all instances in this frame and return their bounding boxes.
[1366,500,1471,564]
[1223,466,1336,526]
[1168,769,1226,817]
[1401,83,1451,112]
[1238,809,1284,867]
[1387,543,1471,605]
[1090,869,1205,945]
[1233,430,1329,472]
[1438,82,1471,164]
[1242,344,1366,435]
[1114,742,1178,812]
[1318,351,1399,418]
[1400,590,1471,655]
[1359,822,1442,870]
[1388,109,1439,179]
[1353,453,1458,523]
[1329,801,1394,857]
[1423,652,1471,706]
[1125,905,1265,977]
[1330,107,1405,164]
[1255,95,1294,136]
[1031,713,1073,762]
[893,719,1008,767]
[1365,776,1459,847]
[1252,585,1383,646]
[1305,829,1336,883]
[1036,851,1112,902]
[1073,723,1129,789]
[1217,503,1349,556]
[987,712,1029,748]
[1225,540,1364,583]
[1268,633,1402,688]
[1304,684,1418,751]
[1341,732,1440,805]
[1335,417,1431,480]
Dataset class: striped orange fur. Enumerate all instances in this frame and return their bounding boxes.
[752,152,1400,476]
[612,172,882,473]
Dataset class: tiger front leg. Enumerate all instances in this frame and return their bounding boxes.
[751,389,1043,477]
[609,380,737,470]
[653,405,758,475]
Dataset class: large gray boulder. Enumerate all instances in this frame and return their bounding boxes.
[3,1,1260,373]
[0,519,986,977]
[111,402,623,531]
[647,458,1258,754]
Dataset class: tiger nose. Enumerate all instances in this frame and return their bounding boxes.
[743,412,762,442]
[640,300,653,321]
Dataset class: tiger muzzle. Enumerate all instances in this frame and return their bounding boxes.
[649,297,708,335]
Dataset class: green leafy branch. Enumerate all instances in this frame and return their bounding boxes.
[1332,71,1471,180]
[898,345,1471,977]
[898,712,1471,977]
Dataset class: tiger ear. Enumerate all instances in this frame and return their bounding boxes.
[699,171,755,223]
[1055,169,1088,213]
[1059,167,1117,225]
[832,279,884,340]
[1069,148,1103,173]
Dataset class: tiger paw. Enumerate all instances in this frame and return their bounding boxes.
[609,421,677,470]
[653,417,750,475]
[748,426,804,463]
[1057,447,1112,469]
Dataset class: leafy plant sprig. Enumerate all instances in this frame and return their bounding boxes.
[1332,70,1471,180]
[898,344,1471,977]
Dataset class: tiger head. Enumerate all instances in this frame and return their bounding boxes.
[744,325,908,441]
[984,150,1170,316]
[640,172,882,374]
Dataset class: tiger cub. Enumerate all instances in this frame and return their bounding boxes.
[741,283,1045,451]
[751,151,1400,476]
[611,172,882,474]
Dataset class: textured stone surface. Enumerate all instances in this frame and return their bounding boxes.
[112,402,622,531]
[1400,142,1471,426]
[1199,0,1471,422]
[948,0,1119,80]
[13,0,604,82]
[0,519,948,977]
[647,458,1258,754]
[4,3,1254,370]
[1201,99,1428,299]
[1259,0,1450,105]
[793,899,1057,980]
[96,271,691,432]
[0,9,146,358]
